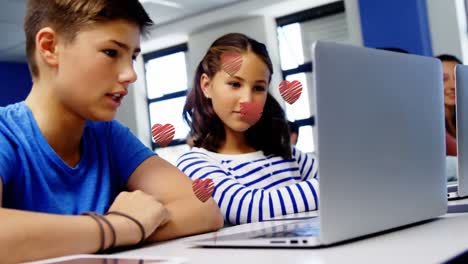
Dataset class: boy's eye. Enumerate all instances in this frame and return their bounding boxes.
[103,49,118,58]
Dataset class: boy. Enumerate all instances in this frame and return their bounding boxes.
[0,0,223,262]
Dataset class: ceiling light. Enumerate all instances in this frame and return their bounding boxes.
[140,0,183,9]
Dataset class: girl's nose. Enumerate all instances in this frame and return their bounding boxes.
[240,87,254,102]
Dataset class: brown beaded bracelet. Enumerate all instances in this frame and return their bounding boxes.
[81,212,105,252]
[105,211,146,244]
[94,213,117,249]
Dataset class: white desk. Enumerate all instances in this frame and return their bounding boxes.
[33,199,468,264]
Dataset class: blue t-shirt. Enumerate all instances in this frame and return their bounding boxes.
[0,102,155,215]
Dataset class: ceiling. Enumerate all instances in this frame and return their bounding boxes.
[0,0,244,62]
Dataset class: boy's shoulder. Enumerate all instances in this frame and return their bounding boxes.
[83,119,135,145]
[0,102,32,153]
[176,147,218,166]
[177,147,269,166]
[0,101,28,118]
[0,102,32,131]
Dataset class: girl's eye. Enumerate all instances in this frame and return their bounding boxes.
[254,86,266,92]
[103,49,118,58]
[228,82,241,88]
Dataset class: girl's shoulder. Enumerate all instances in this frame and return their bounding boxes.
[176,147,218,167]
[291,145,316,161]
[177,147,270,167]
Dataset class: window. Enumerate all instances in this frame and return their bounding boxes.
[276,1,347,152]
[143,44,190,165]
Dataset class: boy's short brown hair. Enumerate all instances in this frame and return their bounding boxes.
[24,0,153,78]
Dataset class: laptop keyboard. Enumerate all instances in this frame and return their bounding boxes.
[253,220,320,238]
[448,184,458,193]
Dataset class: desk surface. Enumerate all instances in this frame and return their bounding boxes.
[33,199,468,264]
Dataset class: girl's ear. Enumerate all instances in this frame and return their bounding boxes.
[36,27,59,68]
[200,73,212,99]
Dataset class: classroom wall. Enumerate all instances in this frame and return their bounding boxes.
[426,0,468,62]
[2,0,466,150]
[115,83,141,141]
[344,0,363,46]
[0,62,32,106]
[120,0,468,146]
[124,0,341,147]
[140,0,338,54]
[115,52,153,147]
[357,0,433,55]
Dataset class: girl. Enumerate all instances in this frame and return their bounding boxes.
[177,33,319,225]
[436,54,463,156]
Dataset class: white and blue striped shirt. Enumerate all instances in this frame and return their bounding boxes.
[176,147,319,225]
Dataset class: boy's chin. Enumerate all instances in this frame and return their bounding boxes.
[87,112,116,122]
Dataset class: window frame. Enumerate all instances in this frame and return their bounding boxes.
[276,1,346,129]
[143,43,189,150]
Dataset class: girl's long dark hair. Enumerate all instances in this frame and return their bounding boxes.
[183,33,291,159]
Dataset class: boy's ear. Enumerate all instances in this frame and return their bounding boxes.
[36,27,59,67]
[200,73,212,99]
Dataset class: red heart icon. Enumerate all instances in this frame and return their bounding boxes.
[279,80,302,105]
[221,51,242,76]
[151,123,175,147]
[240,102,263,126]
[192,178,214,203]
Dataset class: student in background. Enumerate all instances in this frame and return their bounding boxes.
[288,121,299,145]
[177,33,319,225]
[0,0,222,262]
[436,54,463,156]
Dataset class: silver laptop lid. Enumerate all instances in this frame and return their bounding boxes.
[456,64,468,197]
[312,41,447,245]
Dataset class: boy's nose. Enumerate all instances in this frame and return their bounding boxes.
[119,64,138,85]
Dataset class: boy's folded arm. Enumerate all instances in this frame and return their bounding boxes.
[0,178,168,262]
[126,155,224,241]
[0,201,104,263]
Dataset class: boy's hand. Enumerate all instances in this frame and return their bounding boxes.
[192,178,214,203]
[105,190,168,246]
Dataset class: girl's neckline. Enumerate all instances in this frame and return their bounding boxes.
[193,147,264,160]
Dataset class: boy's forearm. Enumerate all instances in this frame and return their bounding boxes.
[147,198,223,242]
[0,208,101,263]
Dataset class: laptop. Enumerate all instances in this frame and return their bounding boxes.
[192,41,447,247]
[448,64,468,199]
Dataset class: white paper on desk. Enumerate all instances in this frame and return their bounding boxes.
[22,254,187,264]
